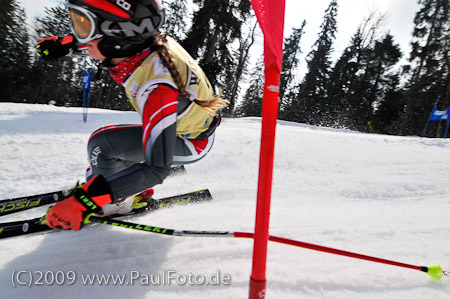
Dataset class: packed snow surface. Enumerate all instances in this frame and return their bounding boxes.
[0,103,449,299]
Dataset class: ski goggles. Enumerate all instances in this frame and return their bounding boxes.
[67,4,103,43]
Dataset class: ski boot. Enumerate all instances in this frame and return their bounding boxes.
[97,188,155,217]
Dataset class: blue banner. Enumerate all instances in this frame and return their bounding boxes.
[428,108,450,121]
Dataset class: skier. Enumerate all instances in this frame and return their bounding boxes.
[35,0,227,231]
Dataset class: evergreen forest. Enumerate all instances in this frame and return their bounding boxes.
[1,0,449,137]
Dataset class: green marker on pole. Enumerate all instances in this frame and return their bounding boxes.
[426,264,447,280]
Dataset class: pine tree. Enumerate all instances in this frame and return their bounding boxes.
[287,0,338,125]
[355,33,402,131]
[235,57,264,117]
[326,12,403,131]
[400,0,450,136]
[224,21,258,116]
[0,0,32,102]
[0,0,15,77]
[373,87,405,135]
[278,20,306,119]
[162,0,189,42]
[181,0,252,91]
[327,13,382,126]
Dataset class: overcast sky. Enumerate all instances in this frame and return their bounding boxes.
[21,0,420,76]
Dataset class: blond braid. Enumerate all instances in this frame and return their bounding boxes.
[152,36,228,116]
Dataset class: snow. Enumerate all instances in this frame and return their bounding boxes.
[0,102,449,299]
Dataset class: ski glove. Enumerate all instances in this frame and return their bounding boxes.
[46,175,112,231]
[36,35,76,60]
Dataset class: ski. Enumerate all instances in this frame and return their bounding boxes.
[169,164,187,176]
[0,165,186,217]
[0,190,65,217]
[0,188,211,240]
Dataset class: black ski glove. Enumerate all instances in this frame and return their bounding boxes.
[36,35,76,60]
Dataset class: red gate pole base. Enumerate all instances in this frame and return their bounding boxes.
[249,277,267,299]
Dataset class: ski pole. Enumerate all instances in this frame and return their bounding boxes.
[85,215,448,280]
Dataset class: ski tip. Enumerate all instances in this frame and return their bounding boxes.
[426,264,448,280]
[169,165,186,176]
[196,189,213,201]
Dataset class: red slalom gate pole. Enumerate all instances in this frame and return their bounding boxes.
[249,0,285,297]
[249,1,285,297]
[249,66,281,299]
[236,232,447,279]
[89,216,448,281]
